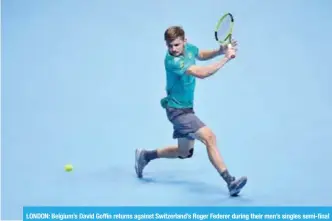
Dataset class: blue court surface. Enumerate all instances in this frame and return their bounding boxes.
[2,0,332,220]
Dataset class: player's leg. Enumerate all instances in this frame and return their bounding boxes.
[194,126,247,196]
[194,126,228,174]
[135,138,194,178]
[157,138,194,159]
[135,108,198,178]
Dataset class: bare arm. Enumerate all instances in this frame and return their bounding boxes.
[186,57,230,79]
[198,40,238,61]
[197,48,222,60]
[188,41,237,79]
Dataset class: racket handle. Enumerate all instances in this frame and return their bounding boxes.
[228,43,235,58]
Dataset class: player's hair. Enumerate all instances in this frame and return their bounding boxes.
[164,26,185,43]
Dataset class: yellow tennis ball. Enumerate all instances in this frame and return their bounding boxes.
[64,164,73,172]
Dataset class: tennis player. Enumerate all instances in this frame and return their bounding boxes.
[135,26,247,196]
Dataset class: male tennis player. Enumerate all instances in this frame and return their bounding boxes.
[135,26,247,196]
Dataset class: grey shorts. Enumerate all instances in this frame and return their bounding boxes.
[166,107,205,140]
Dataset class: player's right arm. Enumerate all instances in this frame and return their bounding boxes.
[186,57,229,79]
[186,48,236,79]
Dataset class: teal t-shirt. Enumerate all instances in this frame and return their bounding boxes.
[163,43,199,108]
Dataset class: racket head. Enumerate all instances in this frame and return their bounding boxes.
[214,13,234,45]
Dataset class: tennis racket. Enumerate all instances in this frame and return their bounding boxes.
[214,12,235,58]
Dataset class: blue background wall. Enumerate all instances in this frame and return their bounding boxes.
[2,0,332,219]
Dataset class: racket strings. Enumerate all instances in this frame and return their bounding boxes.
[217,16,232,41]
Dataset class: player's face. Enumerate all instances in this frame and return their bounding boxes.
[167,37,186,57]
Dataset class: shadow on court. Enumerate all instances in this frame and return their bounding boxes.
[138,175,254,204]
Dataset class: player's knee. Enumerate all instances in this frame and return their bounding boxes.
[196,127,216,147]
[178,148,194,159]
[204,131,216,147]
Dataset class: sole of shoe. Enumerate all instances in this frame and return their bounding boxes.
[230,176,248,197]
[135,149,143,178]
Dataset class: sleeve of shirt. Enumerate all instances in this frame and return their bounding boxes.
[188,43,199,58]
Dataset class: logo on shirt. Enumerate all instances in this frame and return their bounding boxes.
[179,60,184,68]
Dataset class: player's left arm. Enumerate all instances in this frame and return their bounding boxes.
[197,40,238,61]
[197,48,223,60]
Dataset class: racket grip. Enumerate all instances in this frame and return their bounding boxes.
[228,43,236,58]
